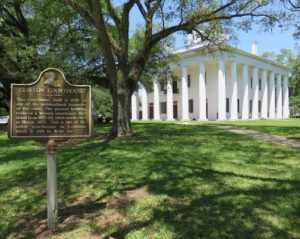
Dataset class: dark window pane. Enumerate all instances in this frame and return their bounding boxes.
[160,102,167,114]
[189,99,193,113]
[173,80,178,93]
[226,98,229,113]
[160,81,164,91]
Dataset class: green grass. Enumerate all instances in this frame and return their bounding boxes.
[0,122,299,238]
[205,118,300,139]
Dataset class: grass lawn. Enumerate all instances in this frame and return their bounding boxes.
[0,123,299,238]
[205,118,300,140]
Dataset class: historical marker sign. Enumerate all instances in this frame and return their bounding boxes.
[10,68,92,138]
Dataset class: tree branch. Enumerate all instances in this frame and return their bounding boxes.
[64,0,94,24]
[214,0,239,14]
[159,0,166,29]
[130,0,275,83]
[148,0,162,17]
[89,0,118,82]
[104,0,121,28]
[288,0,300,9]
[0,3,28,38]
[13,1,28,36]
[117,0,136,66]
[135,0,147,19]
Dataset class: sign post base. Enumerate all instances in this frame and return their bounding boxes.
[46,139,57,231]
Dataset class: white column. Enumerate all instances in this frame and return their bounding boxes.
[167,80,174,120]
[198,63,207,120]
[252,67,259,119]
[230,62,238,120]
[131,92,138,120]
[241,64,249,119]
[153,78,161,120]
[276,74,283,118]
[217,59,226,120]
[282,75,290,118]
[269,72,275,119]
[141,85,148,120]
[181,66,189,120]
[261,70,268,119]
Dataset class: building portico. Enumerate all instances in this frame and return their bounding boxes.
[132,45,290,121]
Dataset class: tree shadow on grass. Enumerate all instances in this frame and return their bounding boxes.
[6,199,107,239]
[110,165,300,238]
[71,122,297,238]
[106,124,300,238]
[151,187,298,239]
[1,123,299,238]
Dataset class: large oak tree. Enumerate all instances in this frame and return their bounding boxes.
[0,0,173,118]
[0,0,106,111]
[65,0,282,136]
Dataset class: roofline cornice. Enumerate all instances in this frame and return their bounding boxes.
[174,45,290,72]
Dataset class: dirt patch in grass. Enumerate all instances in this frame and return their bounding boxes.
[100,187,148,225]
[105,187,148,210]
[15,187,148,238]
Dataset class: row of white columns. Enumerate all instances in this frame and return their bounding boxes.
[131,61,289,120]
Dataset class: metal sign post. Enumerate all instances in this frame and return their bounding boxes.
[9,68,92,231]
[46,139,57,231]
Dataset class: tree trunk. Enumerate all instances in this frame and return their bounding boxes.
[111,70,134,137]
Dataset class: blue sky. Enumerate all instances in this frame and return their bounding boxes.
[235,26,297,55]
[173,25,297,55]
[129,5,298,56]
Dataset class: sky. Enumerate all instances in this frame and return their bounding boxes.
[173,25,298,56]
[129,5,298,56]
[236,26,298,55]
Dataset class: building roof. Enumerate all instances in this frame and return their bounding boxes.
[173,44,290,72]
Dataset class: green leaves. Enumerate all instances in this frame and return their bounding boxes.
[0,0,103,82]
[92,86,112,118]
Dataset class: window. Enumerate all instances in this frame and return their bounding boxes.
[226,98,230,113]
[189,99,193,113]
[259,79,262,90]
[249,100,252,113]
[160,102,167,114]
[258,100,261,113]
[188,74,191,87]
[206,99,208,118]
[160,81,165,91]
[237,99,240,113]
[149,103,154,119]
[173,80,178,93]
[250,77,253,89]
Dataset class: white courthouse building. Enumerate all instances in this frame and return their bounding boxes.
[131,42,290,121]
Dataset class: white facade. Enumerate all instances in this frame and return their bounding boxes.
[132,45,290,121]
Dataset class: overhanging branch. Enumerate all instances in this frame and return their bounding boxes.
[64,0,94,24]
